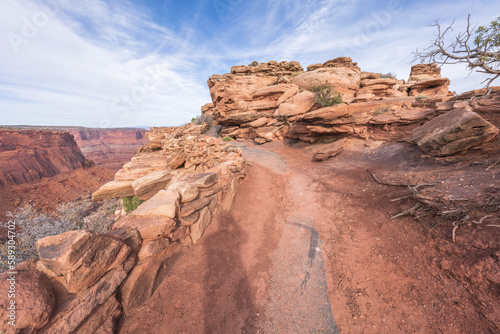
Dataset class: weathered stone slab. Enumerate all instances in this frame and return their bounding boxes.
[120,243,188,315]
[412,108,499,156]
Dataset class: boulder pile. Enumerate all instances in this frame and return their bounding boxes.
[0,125,246,333]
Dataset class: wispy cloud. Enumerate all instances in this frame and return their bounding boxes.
[0,0,499,127]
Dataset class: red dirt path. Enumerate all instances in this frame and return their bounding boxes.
[119,140,499,333]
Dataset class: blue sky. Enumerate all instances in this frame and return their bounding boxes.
[0,0,499,128]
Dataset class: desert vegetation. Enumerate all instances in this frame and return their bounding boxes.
[311,81,343,107]
[0,199,118,272]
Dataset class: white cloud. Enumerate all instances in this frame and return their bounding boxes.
[0,0,499,128]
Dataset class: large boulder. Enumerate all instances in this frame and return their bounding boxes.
[277,91,316,116]
[36,230,131,293]
[292,67,361,100]
[40,267,127,334]
[132,189,180,218]
[292,57,361,100]
[313,138,347,161]
[412,108,499,156]
[253,84,299,105]
[91,181,134,201]
[120,243,188,315]
[113,215,176,241]
[408,63,441,82]
[409,78,450,97]
[0,268,55,333]
[131,170,172,200]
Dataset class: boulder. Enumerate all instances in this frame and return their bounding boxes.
[219,111,274,126]
[241,117,271,128]
[120,243,188,315]
[168,182,200,203]
[132,170,172,200]
[104,229,142,252]
[167,226,191,242]
[307,63,323,71]
[133,189,180,218]
[277,91,316,116]
[313,138,347,161]
[412,108,499,156]
[292,66,361,100]
[167,152,186,169]
[190,207,212,243]
[471,91,500,113]
[40,267,127,334]
[91,181,134,201]
[179,197,211,217]
[408,63,441,82]
[253,84,298,104]
[113,215,176,240]
[409,78,450,97]
[178,210,200,226]
[72,294,121,334]
[183,172,220,188]
[137,238,170,262]
[36,230,131,293]
[0,269,55,333]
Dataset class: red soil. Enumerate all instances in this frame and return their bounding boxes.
[119,140,499,333]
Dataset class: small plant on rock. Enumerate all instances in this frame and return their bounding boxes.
[311,81,343,107]
[222,136,232,142]
[249,61,259,66]
[122,196,143,213]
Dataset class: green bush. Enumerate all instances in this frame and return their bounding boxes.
[311,82,343,107]
[222,136,232,142]
[415,95,429,100]
[248,61,259,66]
[122,196,143,213]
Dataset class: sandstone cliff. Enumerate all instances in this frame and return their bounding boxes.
[0,130,92,189]
[68,128,148,169]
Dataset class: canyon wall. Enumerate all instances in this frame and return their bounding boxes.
[0,130,91,189]
[69,128,148,169]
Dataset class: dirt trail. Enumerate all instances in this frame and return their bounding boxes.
[119,140,499,333]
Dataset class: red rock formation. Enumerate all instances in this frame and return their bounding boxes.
[0,130,91,188]
[69,128,148,170]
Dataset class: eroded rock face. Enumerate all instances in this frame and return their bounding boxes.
[408,63,441,82]
[114,215,176,240]
[0,130,91,189]
[291,67,361,101]
[131,170,172,200]
[40,267,127,334]
[91,180,135,201]
[412,108,499,156]
[72,294,121,334]
[0,269,55,333]
[36,230,131,293]
[120,243,188,315]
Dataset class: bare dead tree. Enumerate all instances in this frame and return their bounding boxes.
[413,15,500,95]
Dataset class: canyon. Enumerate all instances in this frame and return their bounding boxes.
[0,58,499,333]
[0,127,147,219]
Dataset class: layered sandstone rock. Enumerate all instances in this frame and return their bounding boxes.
[406,64,451,97]
[0,130,91,188]
[412,108,499,156]
[70,128,148,170]
[0,267,55,333]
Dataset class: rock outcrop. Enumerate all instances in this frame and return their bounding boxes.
[0,130,92,189]
[203,58,460,145]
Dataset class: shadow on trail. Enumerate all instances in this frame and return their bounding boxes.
[202,212,258,334]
